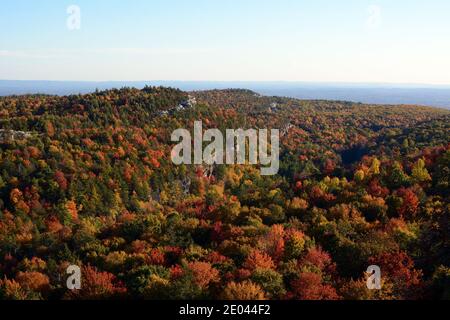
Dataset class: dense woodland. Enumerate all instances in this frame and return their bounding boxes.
[0,87,449,300]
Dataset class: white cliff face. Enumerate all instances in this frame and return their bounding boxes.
[157,95,197,116]
[0,129,34,141]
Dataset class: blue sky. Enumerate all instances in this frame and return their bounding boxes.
[1,0,450,84]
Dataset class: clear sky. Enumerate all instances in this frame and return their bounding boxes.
[1,0,450,84]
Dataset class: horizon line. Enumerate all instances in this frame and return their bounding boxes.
[2,79,450,88]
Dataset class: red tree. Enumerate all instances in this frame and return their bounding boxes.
[243,250,276,271]
[397,188,419,218]
[65,265,127,300]
[291,272,339,300]
[54,171,68,191]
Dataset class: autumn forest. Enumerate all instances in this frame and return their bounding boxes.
[0,87,449,300]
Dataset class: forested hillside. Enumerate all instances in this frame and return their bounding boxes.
[0,87,449,300]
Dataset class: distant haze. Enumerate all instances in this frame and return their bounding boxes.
[1,80,450,110]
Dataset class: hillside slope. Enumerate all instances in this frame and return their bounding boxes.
[0,87,449,300]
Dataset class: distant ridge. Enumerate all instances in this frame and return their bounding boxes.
[1,80,450,109]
